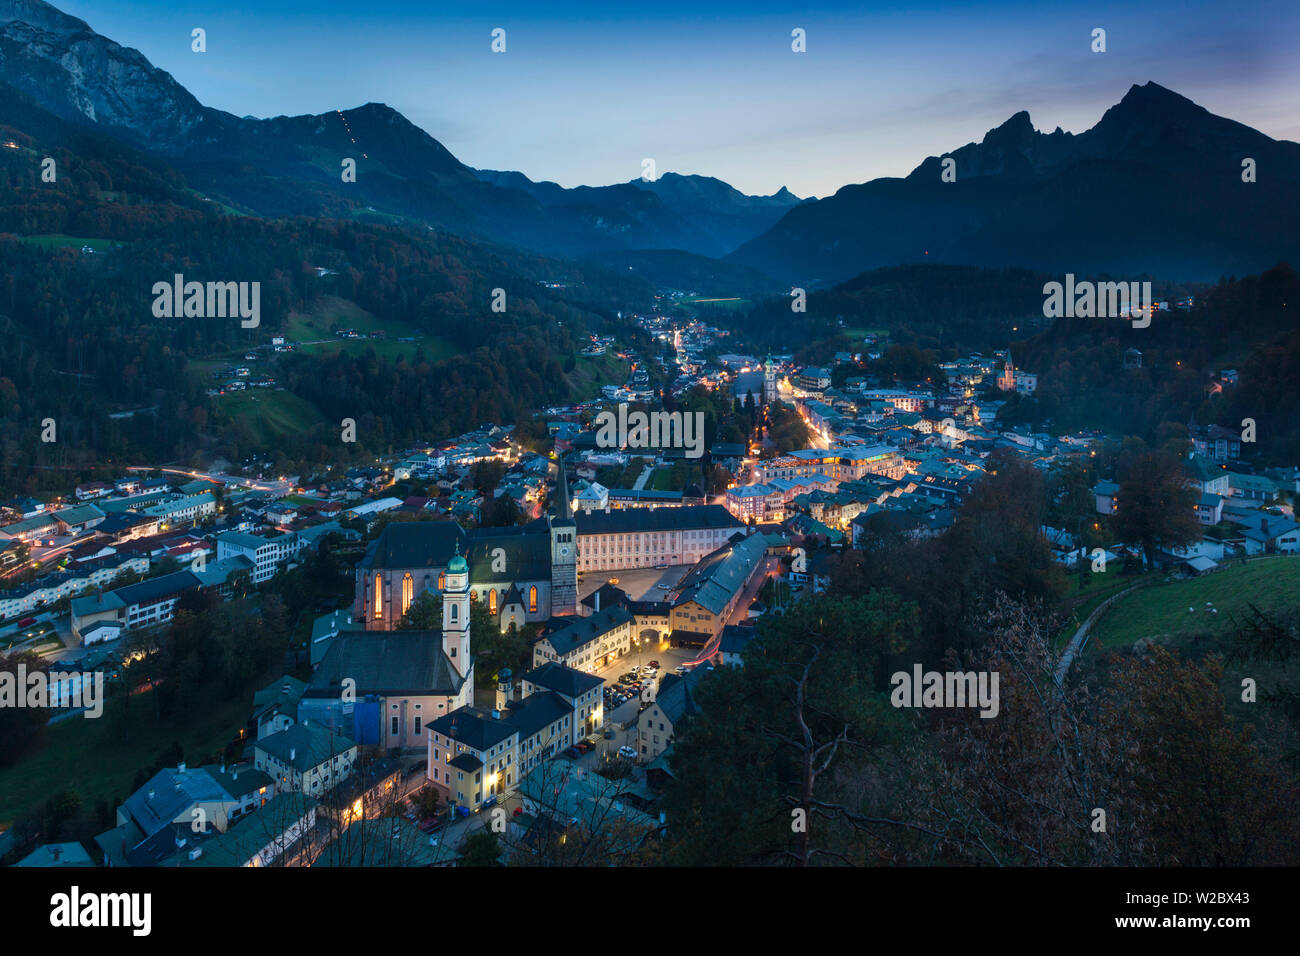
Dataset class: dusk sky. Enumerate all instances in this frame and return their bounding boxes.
[60,0,1300,198]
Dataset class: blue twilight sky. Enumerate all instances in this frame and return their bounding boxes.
[58,0,1300,198]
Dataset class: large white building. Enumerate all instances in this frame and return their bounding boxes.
[573,505,745,573]
[216,531,299,584]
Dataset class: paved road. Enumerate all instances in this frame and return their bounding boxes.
[632,465,654,491]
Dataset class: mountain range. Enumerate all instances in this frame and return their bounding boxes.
[2,0,1298,283]
[728,82,1300,284]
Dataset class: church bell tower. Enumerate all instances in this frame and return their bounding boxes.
[442,544,473,688]
[548,456,578,615]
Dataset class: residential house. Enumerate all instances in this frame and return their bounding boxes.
[637,666,707,761]
[254,722,358,797]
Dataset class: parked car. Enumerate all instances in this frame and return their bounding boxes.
[618,746,637,759]
[603,727,616,739]
[648,660,660,668]
[564,745,582,758]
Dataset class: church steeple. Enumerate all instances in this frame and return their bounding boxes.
[552,455,574,525]
[548,454,578,615]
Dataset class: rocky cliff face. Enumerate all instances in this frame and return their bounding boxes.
[0,0,223,148]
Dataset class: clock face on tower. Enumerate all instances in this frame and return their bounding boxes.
[560,547,570,557]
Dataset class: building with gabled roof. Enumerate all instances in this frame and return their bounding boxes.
[638,666,708,761]
[669,532,769,645]
[254,722,358,796]
[100,762,274,866]
[532,603,635,672]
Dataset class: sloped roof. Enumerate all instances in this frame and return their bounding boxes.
[430,706,517,752]
[540,605,634,655]
[653,668,706,725]
[306,632,466,697]
[255,722,356,772]
[673,533,767,616]
[523,661,604,699]
[575,505,743,536]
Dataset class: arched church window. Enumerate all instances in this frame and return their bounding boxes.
[438,572,446,590]
[402,573,413,615]
[489,590,498,614]
[373,575,382,620]
[528,586,538,614]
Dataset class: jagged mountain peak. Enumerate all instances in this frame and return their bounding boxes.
[732,81,1300,284]
[985,109,1035,139]
[0,0,86,32]
[0,0,215,145]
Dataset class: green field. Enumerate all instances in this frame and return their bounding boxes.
[1052,571,1157,647]
[651,462,691,491]
[218,389,323,444]
[18,234,120,252]
[566,353,631,397]
[679,296,751,311]
[0,689,248,826]
[1090,557,1300,650]
[286,295,460,362]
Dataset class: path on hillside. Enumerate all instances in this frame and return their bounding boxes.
[632,465,653,490]
[1055,584,1142,685]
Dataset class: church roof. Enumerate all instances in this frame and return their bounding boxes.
[465,526,553,584]
[362,520,465,570]
[360,518,552,585]
[305,632,466,697]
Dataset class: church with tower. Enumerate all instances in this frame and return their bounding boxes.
[354,459,579,632]
[300,540,477,752]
